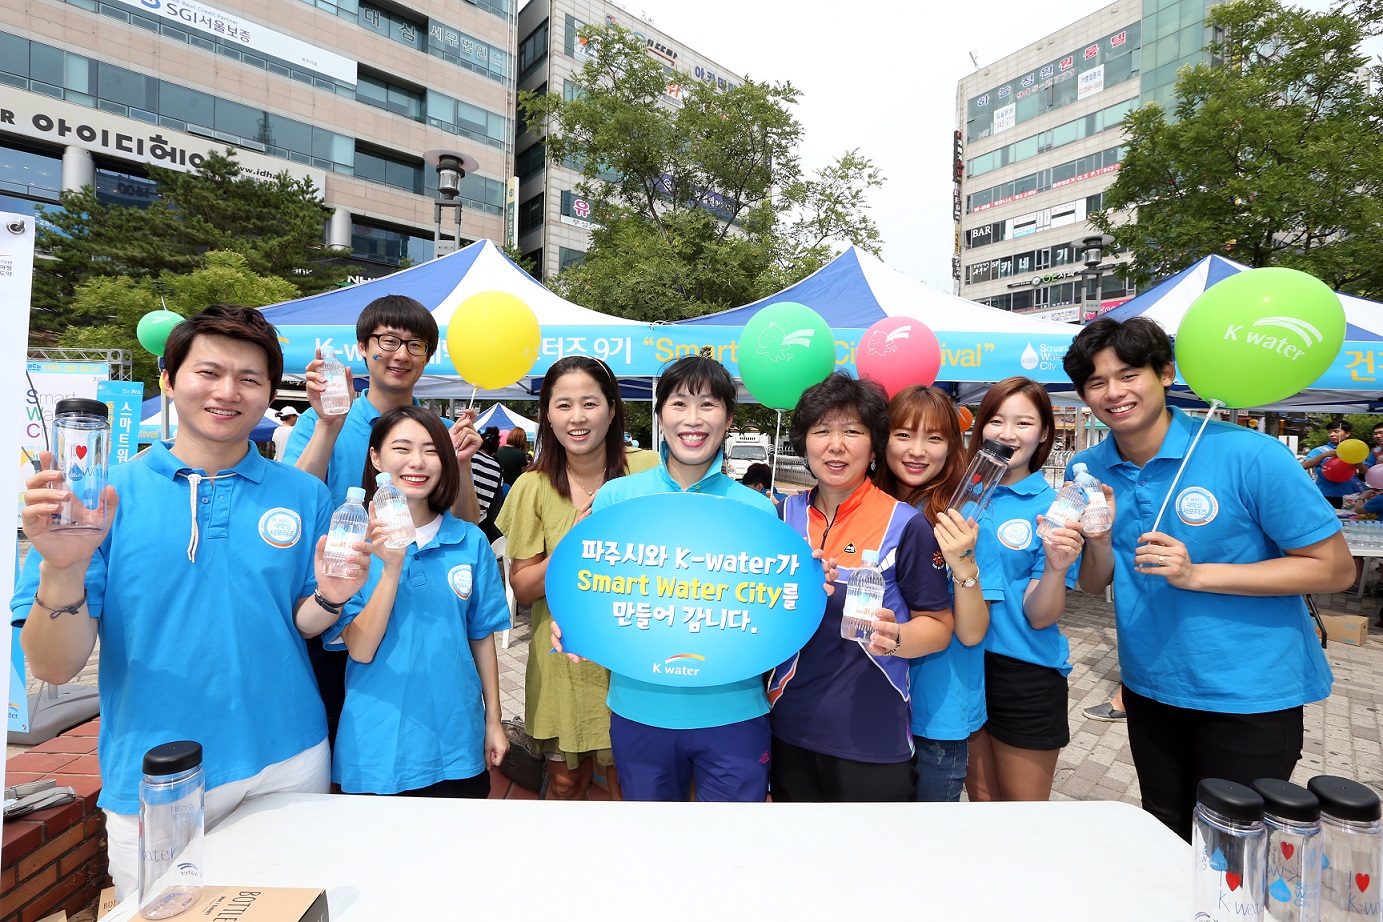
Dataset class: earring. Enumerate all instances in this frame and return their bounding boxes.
[869,459,877,472]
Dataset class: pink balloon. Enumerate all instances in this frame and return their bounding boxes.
[855,317,942,397]
[1366,463,1383,490]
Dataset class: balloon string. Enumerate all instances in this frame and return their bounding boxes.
[1150,400,1222,534]
[770,410,783,495]
[466,383,478,413]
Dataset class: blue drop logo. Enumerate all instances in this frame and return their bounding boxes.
[1321,853,1330,871]
[1269,876,1292,903]
[1209,847,1229,872]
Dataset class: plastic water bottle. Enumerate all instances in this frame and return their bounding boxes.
[840,549,886,643]
[947,439,1015,521]
[374,473,416,548]
[324,486,369,577]
[50,398,111,532]
[319,346,351,417]
[1037,476,1091,539]
[1253,778,1322,922]
[138,740,204,920]
[1073,462,1112,536]
[1193,778,1267,921]
[1308,775,1382,922]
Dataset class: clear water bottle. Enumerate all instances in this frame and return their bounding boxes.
[840,549,886,643]
[324,486,369,577]
[1193,778,1268,921]
[374,473,416,548]
[1253,778,1322,922]
[1073,462,1112,536]
[1308,775,1382,921]
[947,439,1015,521]
[319,346,351,417]
[51,398,110,532]
[1037,476,1091,539]
[138,740,205,920]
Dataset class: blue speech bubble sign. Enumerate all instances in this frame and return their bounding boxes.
[545,492,827,687]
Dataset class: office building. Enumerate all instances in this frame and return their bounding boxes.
[513,0,743,279]
[1,0,517,277]
[953,0,1216,321]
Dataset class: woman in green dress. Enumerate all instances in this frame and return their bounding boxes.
[495,356,656,799]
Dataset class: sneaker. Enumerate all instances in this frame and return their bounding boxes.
[1083,701,1127,722]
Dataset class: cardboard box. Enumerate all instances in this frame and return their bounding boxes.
[1315,612,1369,646]
[180,887,328,922]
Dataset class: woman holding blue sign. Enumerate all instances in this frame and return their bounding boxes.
[769,373,955,802]
[325,407,510,797]
[495,356,657,800]
[875,385,994,803]
[963,377,1083,804]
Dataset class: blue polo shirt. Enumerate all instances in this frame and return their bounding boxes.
[1304,444,1363,497]
[11,441,332,814]
[974,472,1077,674]
[284,393,449,504]
[909,575,1003,742]
[591,449,778,730]
[1069,408,1336,712]
[325,513,509,794]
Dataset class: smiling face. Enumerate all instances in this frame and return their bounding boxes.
[806,408,874,499]
[658,386,732,481]
[360,325,429,397]
[163,333,272,454]
[546,370,615,462]
[885,423,950,492]
[369,417,442,506]
[981,392,1048,475]
[1080,347,1175,440]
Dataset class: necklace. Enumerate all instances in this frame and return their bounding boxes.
[566,466,604,497]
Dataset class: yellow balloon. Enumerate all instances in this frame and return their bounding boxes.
[445,291,540,390]
[1336,438,1369,465]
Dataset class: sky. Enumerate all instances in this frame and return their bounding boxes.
[532,0,1381,292]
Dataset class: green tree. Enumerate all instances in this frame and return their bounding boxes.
[1091,0,1383,298]
[520,25,883,321]
[34,149,342,336]
[57,250,299,390]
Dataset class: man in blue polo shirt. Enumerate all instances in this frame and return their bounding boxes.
[1063,316,1353,841]
[282,294,483,747]
[1300,419,1365,508]
[12,305,371,899]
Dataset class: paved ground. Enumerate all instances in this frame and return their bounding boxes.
[12,541,1383,803]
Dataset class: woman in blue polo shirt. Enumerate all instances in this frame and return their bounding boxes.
[964,377,1083,803]
[327,406,511,797]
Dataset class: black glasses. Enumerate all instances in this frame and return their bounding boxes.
[371,334,430,357]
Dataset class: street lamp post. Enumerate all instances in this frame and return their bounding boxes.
[1074,233,1115,324]
[424,149,479,259]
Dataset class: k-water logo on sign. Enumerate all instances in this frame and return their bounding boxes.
[1222,316,1323,360]
[755,322,816,363]
[863,325,912,356]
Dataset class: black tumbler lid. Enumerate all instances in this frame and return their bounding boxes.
[1198,778,1264,823]
[980,439,1015,459]
[55,398,109,419]
[1252,778,1320,823]
[1308,775,1382,822]
[143,740,202,775]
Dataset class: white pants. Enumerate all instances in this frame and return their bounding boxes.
[104,739,330,901]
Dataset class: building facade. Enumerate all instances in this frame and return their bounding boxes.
[0,0,518,276]
[513,0,743,279]
[953,0,1215,321]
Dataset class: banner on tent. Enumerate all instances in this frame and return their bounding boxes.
[279,325,1078,383]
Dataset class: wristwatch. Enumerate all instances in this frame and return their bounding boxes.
[952,571,980,589]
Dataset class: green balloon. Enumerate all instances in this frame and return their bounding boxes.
[137,309,185,357]
[1175,267,1344,408]
[735,302,836,409]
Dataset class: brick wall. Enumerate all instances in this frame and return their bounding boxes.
[2,720,106,922]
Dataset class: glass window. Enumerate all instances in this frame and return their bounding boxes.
[261,113,312,156]
[0,33,27,76]
[29,43,65,87]
[214,98,262,141]
[97,62,156,110]
[0,142,62,200]
[518,19,549,81]
[516,142,545,183]
[518,193,544,234]
[313,128,353,167]
[1012,290,1032,312]
[558,247,585,272]
[95,168,159,209]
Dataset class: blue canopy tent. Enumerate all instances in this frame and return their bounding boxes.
[474,403,537,435]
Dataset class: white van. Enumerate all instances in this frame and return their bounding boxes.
[724,434,772,479]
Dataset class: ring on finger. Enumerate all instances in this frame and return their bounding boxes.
[1159,555,1166,567]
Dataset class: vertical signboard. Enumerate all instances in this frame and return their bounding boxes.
[505,176,520,250]
[97,381,145,464]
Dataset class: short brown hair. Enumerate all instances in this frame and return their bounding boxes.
[362,406,459,515]
[164,304,284,386]
[970,376,1055,473]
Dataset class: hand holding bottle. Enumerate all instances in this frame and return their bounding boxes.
[305,347,351,423]
[366,504,408,573]
[21,451,119,571]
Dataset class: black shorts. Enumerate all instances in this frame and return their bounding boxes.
[983,651,1070,751]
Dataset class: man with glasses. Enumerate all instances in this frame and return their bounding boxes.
[283,294,483,748]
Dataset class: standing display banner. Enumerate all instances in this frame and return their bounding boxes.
[98,381,146,464]
[3,213,37,751]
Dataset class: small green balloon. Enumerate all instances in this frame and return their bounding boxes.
[137,309,185,358]
[1175,267,1344,408]
[735,302,836,410]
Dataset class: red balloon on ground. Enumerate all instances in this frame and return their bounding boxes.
[855,317,942,398]
[1321,457,1355,483]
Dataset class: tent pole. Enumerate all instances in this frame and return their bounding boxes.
[651,376,660,452]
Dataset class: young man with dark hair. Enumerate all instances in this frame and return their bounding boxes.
[12,305,371,899]
[1062,316,1353,841]
[1300,418,1364,508]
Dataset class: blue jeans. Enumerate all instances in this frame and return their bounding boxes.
[914,735,968,802]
